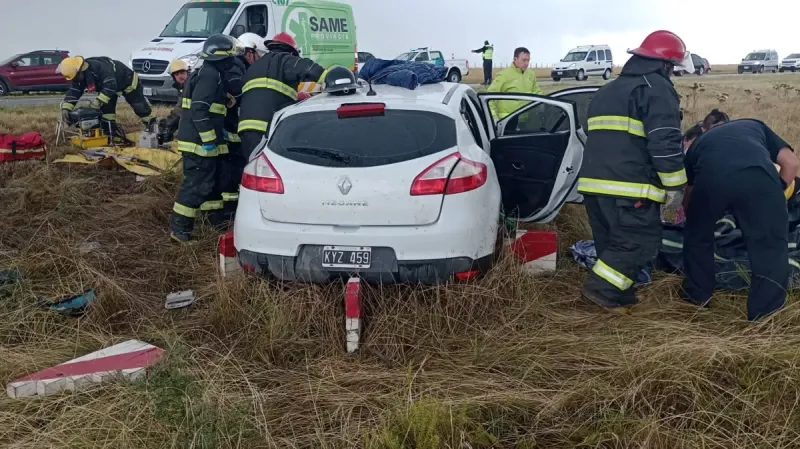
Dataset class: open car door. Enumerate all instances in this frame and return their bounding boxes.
[477,92,583,224]
[547,86,601,204]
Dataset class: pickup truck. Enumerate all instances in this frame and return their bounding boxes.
[394,47,469,83]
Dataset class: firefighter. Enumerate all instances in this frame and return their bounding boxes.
[238,32,328,160]
[57,56,155,133]
[158,59,190,144]
[471,40,494,85]
[577,30,691,312]
[218,32,266,223]
[170,34,244,243]
[681,114,799,321]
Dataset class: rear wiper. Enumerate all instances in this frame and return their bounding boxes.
[283,146,356,164]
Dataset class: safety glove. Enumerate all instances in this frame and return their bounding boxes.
[202,142,217,152]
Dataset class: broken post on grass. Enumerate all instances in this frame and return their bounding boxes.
[506,230,558,275]
[345,277,362,354]
[7,339,164,398]
[218,232,242,277]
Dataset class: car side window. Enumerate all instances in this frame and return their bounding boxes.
[509,102,571,135]
[587,51,596,62]
[605,49,612,61]
[415,52,429,62]
[460,98,484,149]
[15,55,40,66]
[596,50,605,61]
[41,54,63,65]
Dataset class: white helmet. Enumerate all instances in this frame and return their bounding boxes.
[237,32,267,56]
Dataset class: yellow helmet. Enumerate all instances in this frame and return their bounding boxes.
[56,56,87,80]
[169,59,188,75]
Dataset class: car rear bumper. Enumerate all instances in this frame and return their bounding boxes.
[232,186,500,284]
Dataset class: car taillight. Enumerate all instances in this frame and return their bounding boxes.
[410,152,487,196]
[241,152,284,194]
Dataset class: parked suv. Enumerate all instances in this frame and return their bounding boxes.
[780,53,800,72]
[674,53,710,76]
[738,49,779,74]
[0,50,72,96]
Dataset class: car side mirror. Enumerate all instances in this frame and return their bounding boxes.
[10,61,19,68]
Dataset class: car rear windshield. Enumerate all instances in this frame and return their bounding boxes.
[268,109,457,168]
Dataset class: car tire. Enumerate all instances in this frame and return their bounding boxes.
[575,69,586,81]
[602,68,611,80]
[674,71,683,77]
[698,67,705,76]
[738,69,744,74]
[0,79,8,97]
[447,69,462,83]
[552,76,561,82]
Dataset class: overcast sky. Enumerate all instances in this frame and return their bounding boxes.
[2,0,798,67]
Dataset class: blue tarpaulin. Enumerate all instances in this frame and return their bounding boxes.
[358,58,448,90]
[569,208,800,290]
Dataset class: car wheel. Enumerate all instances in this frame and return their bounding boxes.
[0,80,8,97]
[698,67,705,75]
[780,68,785,73]
[738,69,744,74]
[602,68,611,80]
[447,70,462,83]
[551,76,561,82]
[575,69,586,81]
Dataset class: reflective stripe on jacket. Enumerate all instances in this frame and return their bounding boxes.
[175,63,229,157]
[486,64,542,120]
[577,56,687,203]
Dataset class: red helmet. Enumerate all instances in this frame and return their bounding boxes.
[628,30,687,64]
[265,32,299,56]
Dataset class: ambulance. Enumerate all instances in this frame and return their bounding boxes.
[129,0,358,103]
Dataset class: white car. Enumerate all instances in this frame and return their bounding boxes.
[233,81,599,284]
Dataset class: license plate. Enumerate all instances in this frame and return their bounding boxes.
[143,87,152,96]
[743,66,750,70]
[557,71,563,75]
[322,245,371,269]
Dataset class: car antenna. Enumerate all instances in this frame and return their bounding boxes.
[366,77,377,96]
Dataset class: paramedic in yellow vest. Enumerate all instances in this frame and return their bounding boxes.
[471,40,494,85]
[487,47,542,122]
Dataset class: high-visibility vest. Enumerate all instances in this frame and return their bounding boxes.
[482,46,493,60]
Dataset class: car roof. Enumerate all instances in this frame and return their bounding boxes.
[282,82,469,117]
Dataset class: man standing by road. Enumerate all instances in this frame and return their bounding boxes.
[487,47,542,121]
[237,32,328,160]
[577,30,691,312]
[681,114,798,321]
[471,40,494,85]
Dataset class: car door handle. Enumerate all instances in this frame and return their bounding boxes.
[512,163,524,171]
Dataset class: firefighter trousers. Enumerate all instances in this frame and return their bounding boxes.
[99,83,154,125]
[220,141,248,221]
[682,167,788,320]
[583,194,662,305]
[171,153,226,237]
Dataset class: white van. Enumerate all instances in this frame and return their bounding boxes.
[129,0,358,103]
[551,45,613,82]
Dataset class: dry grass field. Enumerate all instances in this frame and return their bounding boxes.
[2,73,800,448]
[461,64,741,84]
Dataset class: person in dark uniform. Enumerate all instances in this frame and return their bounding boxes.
[170,34,243,243]
[238,32,328,160]
[577,30,692,312]
[471,40,494,85]
[681,113,798,320]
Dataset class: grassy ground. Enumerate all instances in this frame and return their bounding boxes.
[2,75,800,448]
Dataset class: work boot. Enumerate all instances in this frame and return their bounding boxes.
[170,231,196,245]
[581,287,634,314]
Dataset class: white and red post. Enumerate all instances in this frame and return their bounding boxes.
[344,277,362,354]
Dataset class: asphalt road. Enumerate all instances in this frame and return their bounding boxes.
[0,72,766,108]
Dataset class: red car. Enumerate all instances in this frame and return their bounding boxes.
[0,50,72,96]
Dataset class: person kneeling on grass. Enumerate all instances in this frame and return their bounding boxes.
[681,110,799,320]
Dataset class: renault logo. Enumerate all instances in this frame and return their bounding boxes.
[142,60,151,73]
[337,176,352,195]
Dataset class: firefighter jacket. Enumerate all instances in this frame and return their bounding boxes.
[238,51,327,156]
[163,80,184,135]
[176,62,229,157]
[577,56,687,203]
[222,56,249,145]
[60,57,139,112]
[487,64,542,120]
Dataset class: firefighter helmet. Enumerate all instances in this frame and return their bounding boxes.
[237,32,267,55]
[199,34,244,61]
[169,59,188,75]
[628,30,688,65]
[323,66,358,95]
[56,56,87,80]
[265,32,299,56]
